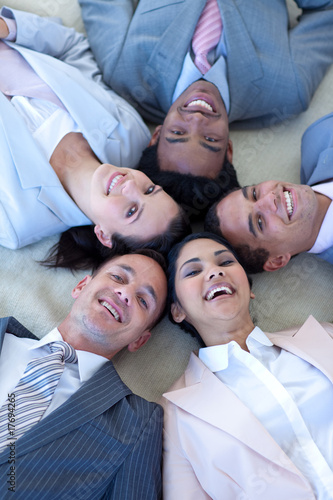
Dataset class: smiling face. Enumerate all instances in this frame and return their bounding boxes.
[171,238,254,343]
[151,81,232,178]
[216,181,323,271]
[90,164,180,247]
[63,254,167,358]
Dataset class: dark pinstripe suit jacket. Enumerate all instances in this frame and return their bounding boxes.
[0,317,162,500]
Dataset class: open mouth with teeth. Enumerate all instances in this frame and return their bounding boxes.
[205,286,234,301]
[107,174,124,195]
[283,190,294,219]
[186,99,214,112]
[100,300,121,322]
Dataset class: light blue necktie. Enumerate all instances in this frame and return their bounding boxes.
[0,341,77,453]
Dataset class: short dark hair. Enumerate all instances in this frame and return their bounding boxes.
[138,143,240,221]
[92,247,167,277]
[41,208,191,272]
[167,232,252,346]
[204,195,269,274]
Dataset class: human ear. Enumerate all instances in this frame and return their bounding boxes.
[171,302,187,323]
[148,125,162,146]
[127,331,151,352]
[226,139,233,163]
[263,253,291,272]
[94,225,113,249]
[71,275,92,298]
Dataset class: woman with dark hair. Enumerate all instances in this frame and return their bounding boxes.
[162,232,333,499]
[0,8,189,265]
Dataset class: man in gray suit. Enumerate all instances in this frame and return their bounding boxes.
[204,113,333,273]
[79,0,333,216]
[0,249,167,499]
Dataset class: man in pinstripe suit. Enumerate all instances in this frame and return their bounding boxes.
[0,249,167,499]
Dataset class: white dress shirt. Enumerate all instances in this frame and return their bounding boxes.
[199,326,333,499]
[309,181,333,255]
[0,330,108,419]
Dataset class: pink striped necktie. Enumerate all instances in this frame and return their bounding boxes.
[192,0,223,75]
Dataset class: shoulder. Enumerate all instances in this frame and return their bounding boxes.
[0,316,37,340]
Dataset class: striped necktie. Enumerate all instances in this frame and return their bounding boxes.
[0,341,77,454]
[192,0,223,75]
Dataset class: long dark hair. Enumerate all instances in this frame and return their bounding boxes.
[42,209,191,271]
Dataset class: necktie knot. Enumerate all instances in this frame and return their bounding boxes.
[0,339,77,453]
[49,341,78,364]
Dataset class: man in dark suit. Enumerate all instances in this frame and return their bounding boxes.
[78,0,333,217]
[0,249,167,499]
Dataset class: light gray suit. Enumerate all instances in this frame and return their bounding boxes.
[301,111,333,265]
[80,0,333,125]
[0,7,150,249]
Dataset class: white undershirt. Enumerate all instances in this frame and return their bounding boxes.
[309,181,333,254]
[199,327,333,499]
[0,330,108,419]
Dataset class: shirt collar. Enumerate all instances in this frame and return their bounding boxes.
[198,326,272,372]
[309,182,333,254]
[28,328,108,383]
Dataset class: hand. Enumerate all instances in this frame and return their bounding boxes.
[0,18,9,39]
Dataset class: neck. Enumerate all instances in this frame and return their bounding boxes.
[199,314,255,351]
[315,190,331,230]
[50,132,101,219]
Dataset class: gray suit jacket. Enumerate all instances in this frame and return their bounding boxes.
[300,112,333,265]
[79,0,333,125]
[0,317,162,499]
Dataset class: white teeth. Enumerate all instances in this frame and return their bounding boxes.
[284,190,294,217]
[206,286,233,301]
[187,99,213,112]
[100,300,120,321]
[107,175,123,195]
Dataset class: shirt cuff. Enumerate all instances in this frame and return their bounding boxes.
[0,16,17,42]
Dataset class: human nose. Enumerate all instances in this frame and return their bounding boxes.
[255,191,277,213]
[121,179,142,199]
[206,266,225,281]
[115,285,133,306]
[183,111,208,127]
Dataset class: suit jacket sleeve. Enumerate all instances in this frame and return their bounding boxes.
[103,403,163,500]
[286,0,333,112]
[1,6,104,84]
[78,0,136,82]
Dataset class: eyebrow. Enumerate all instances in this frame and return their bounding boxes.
[130,187,163,225]
[165,137,221,153]
[179,249,227,272]
[117,264,157,305]
[242,187,257,238]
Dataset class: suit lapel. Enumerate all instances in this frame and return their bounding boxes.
[0,360,131,463]
[220,0,263,121]
[143,0,206,111]
[6,43,120,164]
[164,353,303,477]
[267,315,333,383]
